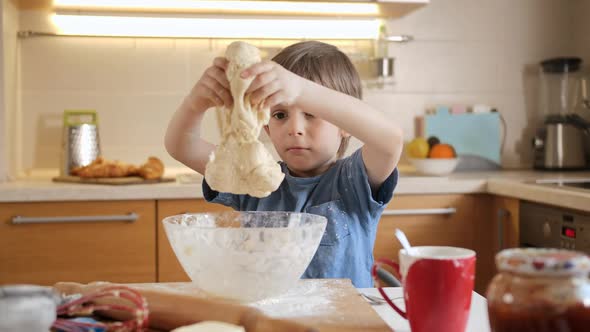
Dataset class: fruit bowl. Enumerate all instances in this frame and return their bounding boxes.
[409,158,459,176]
[162,211,327,302]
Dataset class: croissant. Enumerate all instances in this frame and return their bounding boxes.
[138,157,165,180]
[71,156,164,179]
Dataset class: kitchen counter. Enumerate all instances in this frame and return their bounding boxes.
[358,287,490,332]
[1,170,590,212]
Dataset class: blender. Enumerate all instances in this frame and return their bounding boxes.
[533,57,590,170]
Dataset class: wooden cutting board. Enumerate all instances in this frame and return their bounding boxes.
[53,176,176,185]
[129,279,392,332]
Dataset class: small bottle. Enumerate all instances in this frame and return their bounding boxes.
[486,248,590,332]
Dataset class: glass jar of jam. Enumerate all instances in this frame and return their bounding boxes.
[486,248,590,332]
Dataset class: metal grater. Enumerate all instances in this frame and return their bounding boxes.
[60,110,101,176]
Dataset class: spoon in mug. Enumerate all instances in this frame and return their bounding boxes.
[395,229,414,255]
[370,230,408,289]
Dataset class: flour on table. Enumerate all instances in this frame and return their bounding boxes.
[250,280,337,318]
[205,41,284,198]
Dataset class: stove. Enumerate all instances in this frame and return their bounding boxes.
[560,181,590,190]
[520,201,590,254]
[521,179,590,254]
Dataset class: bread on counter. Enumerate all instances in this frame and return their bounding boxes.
[71,156,164,179]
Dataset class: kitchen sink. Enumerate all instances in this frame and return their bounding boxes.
[531,178,590,192]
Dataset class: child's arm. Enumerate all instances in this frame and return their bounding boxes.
[307,85,403,189]
[165,58,233,175]
[242,62,403,190]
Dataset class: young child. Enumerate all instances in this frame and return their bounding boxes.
[165,41,403,288]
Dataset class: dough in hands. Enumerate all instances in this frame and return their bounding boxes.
[205,41,284,197]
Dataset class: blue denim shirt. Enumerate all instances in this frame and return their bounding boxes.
[203,148,398,287]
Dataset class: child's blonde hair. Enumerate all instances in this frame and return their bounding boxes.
[272,41,362,159]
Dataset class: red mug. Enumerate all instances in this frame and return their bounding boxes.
[372,246,476,332]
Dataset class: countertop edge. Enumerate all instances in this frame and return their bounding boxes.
[486,179,590,212]
[1,171,590,213]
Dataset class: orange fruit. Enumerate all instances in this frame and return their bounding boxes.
[428,143,456,158]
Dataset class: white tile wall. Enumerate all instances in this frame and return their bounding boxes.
[18,37,223,171]
[0,1,6,181]
[12,0,589,174]
[366,0,576,168]
[570,0,590,128]
[1,0,18,181]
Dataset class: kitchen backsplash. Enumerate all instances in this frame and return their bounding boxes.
[573,0,590,61]
[11,0,590,175]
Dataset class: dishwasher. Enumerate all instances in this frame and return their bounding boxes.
[520,201,590,254]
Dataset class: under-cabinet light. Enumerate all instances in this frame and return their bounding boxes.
[51,14,381,39]
[53,0,381,17]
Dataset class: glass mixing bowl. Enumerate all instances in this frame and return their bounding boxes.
[162,211,327,302]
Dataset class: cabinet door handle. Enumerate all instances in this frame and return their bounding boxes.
[381,207,457,216]
[496,208,510,251]
[11,212,139,224]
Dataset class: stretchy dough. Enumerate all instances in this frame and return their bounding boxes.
[172,321,245,332]
[205,41,284,197]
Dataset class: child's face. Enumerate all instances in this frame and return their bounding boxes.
[265,106,344,177]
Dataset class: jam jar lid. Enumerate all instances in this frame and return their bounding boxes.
[496,248,590,277]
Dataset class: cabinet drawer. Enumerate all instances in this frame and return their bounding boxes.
[0,200,156,285]
[373,195,476,263]
[156,199,232,282]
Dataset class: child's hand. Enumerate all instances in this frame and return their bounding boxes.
[241,61,304,109]
[188,57,233,111]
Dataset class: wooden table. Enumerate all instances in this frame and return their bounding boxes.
[250,279,391,332]
[130,279,391,332]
